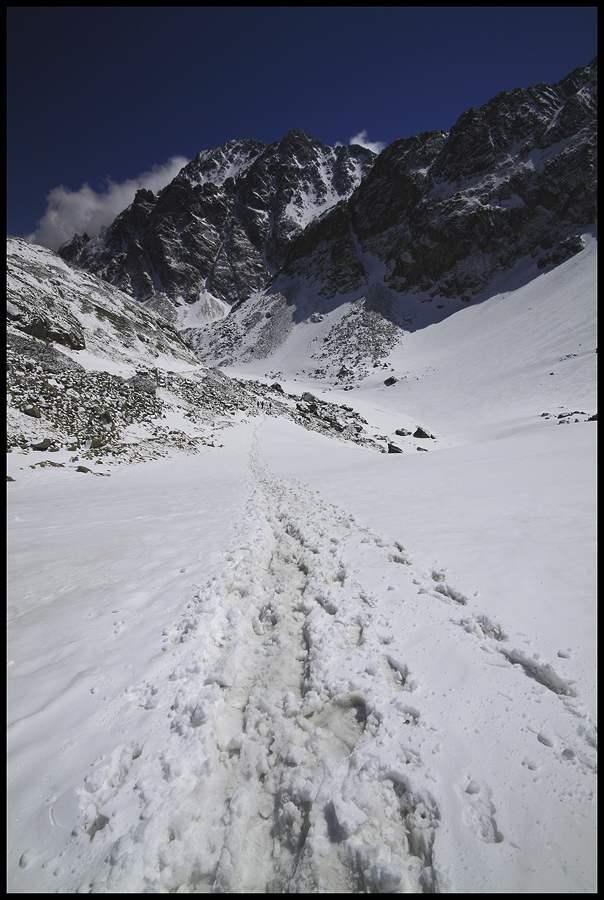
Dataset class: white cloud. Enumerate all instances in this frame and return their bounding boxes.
[348,130,386,154]
[28,156,190,250]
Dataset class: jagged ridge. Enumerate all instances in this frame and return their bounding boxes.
[58,131,376,315]
[57,59,596,376]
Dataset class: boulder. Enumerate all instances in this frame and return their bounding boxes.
[31,438,53,451]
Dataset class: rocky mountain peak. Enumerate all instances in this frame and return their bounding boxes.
[280,57,596,305]
[177,138,267,188]
[279,126,323,148]
[58,129,377,315]
[57,59,596,369]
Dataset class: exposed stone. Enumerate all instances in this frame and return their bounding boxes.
[127,372,157,396]
[31,438,53,451]
[281,59,596,305]
[58,131,376,309]
[537,234,585,269]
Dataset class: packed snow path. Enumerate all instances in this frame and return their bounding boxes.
[8,426,596,893]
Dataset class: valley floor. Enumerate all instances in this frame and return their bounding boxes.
[7,414,597,893]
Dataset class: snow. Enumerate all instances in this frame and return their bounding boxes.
[283,148,368,232]
[174,292,231,330]
[7,236,597,892]
[183,144,262,189]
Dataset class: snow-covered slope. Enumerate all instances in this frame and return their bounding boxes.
[187,226,598,417]
[7,237,387,465]
[7,222,597,891]
[7,237,198,369]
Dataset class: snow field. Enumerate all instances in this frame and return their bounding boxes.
[8,418,596,892]
[7,230,597,892]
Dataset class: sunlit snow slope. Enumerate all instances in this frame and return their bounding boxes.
[7,233,597,893]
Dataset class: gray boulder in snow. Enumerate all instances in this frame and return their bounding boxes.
[31,438,53,451]
[414,427,435,439]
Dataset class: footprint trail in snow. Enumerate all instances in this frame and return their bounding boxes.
[39,434,596,893]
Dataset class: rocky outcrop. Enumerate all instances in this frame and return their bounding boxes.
[282,59,597,303]
[59,131,376,309]
[55,59,596,378]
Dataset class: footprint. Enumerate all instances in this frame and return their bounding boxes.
[432,582,468,605]
[384,655,410,689]
[388,542,410,565]
[458,615,508,641]
[459,778,504,844]
[345,618,363,646]
[499,648,576,697]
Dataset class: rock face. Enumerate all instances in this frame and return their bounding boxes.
[282,59,597,302]
[59,131,376,312]
[57,59,596,372]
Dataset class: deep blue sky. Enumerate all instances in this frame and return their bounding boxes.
[7,6,598,245]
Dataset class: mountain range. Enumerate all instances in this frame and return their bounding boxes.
[55,57,596,372]
[7,58,598,895]
[7,57,597,457]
